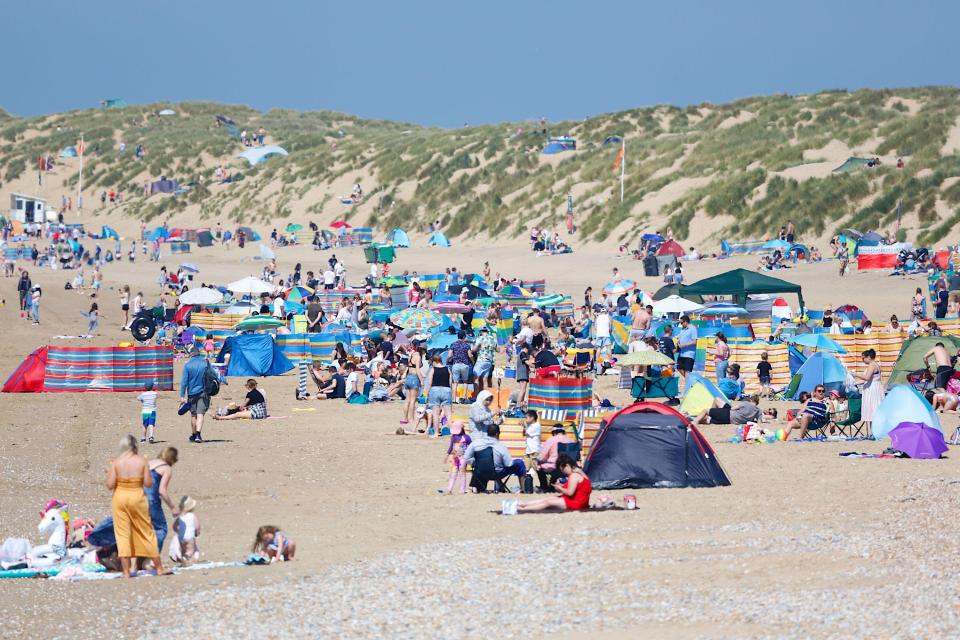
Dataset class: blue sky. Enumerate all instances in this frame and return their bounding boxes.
[5,1,958,126]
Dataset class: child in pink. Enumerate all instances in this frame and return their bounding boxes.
[444,421,472,494]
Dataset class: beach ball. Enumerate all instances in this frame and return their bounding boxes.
[776,429,787,441]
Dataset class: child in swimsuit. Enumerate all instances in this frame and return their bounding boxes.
[444,421,472,494]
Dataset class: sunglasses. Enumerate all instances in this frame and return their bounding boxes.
[815,389,825,393]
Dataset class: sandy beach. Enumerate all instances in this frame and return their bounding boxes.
[1,231,958,639]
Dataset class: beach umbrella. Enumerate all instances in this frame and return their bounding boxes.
[602,279,636,296]
[641,233,664,243]
[762,239,791,251]
[330,220,352,229]
[653,295,704,315]
[379,276,408,287]
[234,315,285,331]
[285,223,303,232]
[432,302,469,315]
[227,276,274,295]
[284,286,315,302]
[499,284,533,298]
[178,288,223,305]
[700,302,749,316]
[615,351,674,367]
[786,333,847,354]
[285,300,306,315]
[889,422,948,459]
[179,262,200,274]
[390,308,443,330]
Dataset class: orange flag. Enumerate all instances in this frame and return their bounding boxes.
[613,145,624,172]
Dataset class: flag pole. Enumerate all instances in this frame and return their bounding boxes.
[76,134,84,212]
[619,138,625,203]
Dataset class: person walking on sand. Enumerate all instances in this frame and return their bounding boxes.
[105,435,172,578]
[145,448,179,555]
[120,285,131,329]
[180,345,211,443]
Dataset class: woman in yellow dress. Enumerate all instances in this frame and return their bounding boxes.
[106,435,171,577]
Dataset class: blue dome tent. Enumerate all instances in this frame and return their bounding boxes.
[428,230,451,247]
[388,228,410,247]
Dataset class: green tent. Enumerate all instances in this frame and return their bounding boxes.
[887,335,960,386]
[680,268,804,310]
[364,244,396,264]
[653,283,703,303]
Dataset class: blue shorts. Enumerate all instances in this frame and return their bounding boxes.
[403,374,421,390]
[451,363,471,383]
[142,411,156,427]
[427,386,452,408]
[473,361,493,378]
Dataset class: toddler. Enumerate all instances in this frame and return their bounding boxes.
[444,421,472,494]
[203,333,216,358]
[137,381,158,443]
[170,496,200,563]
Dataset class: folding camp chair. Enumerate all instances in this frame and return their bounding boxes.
[830,397,866,438]
[469,447,509,493]
[776,374,801,401]
[561,349,594,378]
[631,375,679,401]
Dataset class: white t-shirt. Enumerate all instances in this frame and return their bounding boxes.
[595,314,611,338]
[334,262,346,277]
[137,391,158,413]
[132,294,144,313]
[525,421,542,455]
[273,297,285,318]
[335,307,351,325]
[369,264,377,279]
[176,513,197,541]
[345,371,359,396]
[323,270,335,285]
[516,326,534,345]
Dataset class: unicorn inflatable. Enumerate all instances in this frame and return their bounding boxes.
[28,508,68,567]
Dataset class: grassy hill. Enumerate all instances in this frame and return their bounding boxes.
[3,86,960,247]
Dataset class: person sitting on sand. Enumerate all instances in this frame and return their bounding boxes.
[310,364,341,400]
[214,379,268,420]
[518,455,592,512]
[252,525,295,563]
[784,385,831,439]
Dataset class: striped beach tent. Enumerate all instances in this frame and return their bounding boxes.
[528,377,593,412]
[40,345,173,392]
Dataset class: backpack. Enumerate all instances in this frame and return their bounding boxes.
[203,362,220,397]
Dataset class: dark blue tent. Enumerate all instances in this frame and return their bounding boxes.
[218,334,293,377]
[584,402,731,489]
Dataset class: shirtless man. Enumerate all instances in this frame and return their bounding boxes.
[631,303,652,339]
[527,308,546,349]
[924,342,955,389]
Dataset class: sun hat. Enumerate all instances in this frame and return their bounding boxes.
[828,390,841,399]
[450,420,465,435]
[179,496,197,513]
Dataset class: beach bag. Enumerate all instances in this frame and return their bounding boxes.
[203,362,220,397]
[521,475,534,494]
[347,392,369,405]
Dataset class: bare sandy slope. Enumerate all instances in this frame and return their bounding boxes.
[0,230,957,639]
